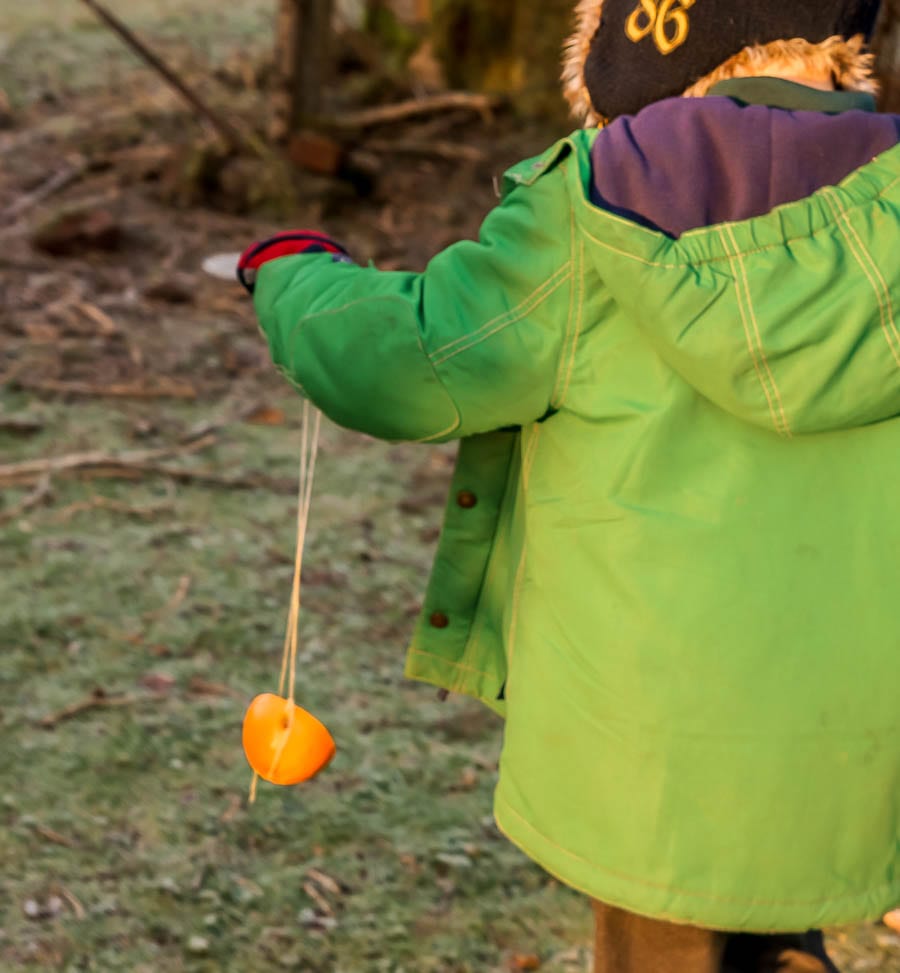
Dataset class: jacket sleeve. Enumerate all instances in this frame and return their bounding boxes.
[252,164,575,442]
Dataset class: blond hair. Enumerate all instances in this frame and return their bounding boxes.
[562,0,879,127]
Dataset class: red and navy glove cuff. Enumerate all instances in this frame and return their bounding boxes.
[237,231,352,293]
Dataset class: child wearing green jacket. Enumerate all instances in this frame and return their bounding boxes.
[240,2,900,969]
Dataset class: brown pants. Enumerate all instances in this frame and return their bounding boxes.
[593,902,840,973]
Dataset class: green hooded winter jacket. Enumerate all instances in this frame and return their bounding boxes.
[253,124,900,932]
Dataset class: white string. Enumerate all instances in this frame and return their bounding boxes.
[250,401,322,803]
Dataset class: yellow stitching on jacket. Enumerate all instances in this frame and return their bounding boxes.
[558,240,588,409]
[293,292,389,322]
[725,224,793,438]
[454,442,522,692]
[415,419,461,444]
[578,167,900,268]
[504,425,542,682]
[845,218,900,352]
[406,647,496,680]
[550,207,579,407]
[581,228,674,267]
[822,191,900,370]
[430,263,572,362]
[431,264,569,357]
[462,478,514,675]
[411,323,462,443]
[495,796,900,909]
[826,189,900,366]
[522,424,543,488]
[433,267,573,367]
[717,227,787,436]
[503,544,530,683]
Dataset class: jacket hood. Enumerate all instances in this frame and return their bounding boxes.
[561,135,900,437]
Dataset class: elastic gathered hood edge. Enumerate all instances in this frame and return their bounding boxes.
[565,130,900,435]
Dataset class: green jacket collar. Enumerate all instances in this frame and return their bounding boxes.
[709,76,877,114]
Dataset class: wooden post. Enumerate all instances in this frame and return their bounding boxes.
[271,0,334,142]
[876,0,900,111]
[429,0,570,119]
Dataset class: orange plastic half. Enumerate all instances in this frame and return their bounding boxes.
[242,693,336,785]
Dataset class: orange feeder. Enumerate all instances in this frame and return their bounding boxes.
[243,693,336,785]
[244,402,335,801]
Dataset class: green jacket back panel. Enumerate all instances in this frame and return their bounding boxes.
[253,127,900,931]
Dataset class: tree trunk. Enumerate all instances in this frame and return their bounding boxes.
[430,0,574,120]
[271,0,334,141]
[876,0,900,111]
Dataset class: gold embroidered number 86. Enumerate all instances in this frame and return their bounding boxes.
[626,0,695,55]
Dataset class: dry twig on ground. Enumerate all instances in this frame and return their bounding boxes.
[57,886,86,921]
[0,434,217,488]
[0,159,88,223]
[142,574,193,627]
[0,475,53,525]
[16,378,198,401]
[39,688,143,728]
[49,494,176,524]
[331,92,501,130]
[365,138,485,163]
[0,414,44,435]
[32,823,80,850]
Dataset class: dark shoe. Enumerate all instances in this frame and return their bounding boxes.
[723,930,840,973]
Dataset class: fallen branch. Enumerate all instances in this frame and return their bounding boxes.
[0,475,52,525]
[16,377,197,400]
[73,301,118,336]
[306,868,343,897]
[49,494,176,525]
[77,0,256,156]
[74,462,296,492]
[0,415,44,436]
[365,137,485,163]
[303,881,335,917]
[187,676,243,699]
[142,574,193,628]
[33,823,80,850]
[0,433,216,488]
[0,159,88,223]
[0,408,299,492]
[58,886,86,921]
[39,688,142,728]
[330,92,501,130]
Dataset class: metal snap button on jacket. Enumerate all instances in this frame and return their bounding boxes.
[429,611,449,629]
[456,490,478,509]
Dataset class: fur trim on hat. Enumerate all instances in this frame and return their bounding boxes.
[682,34,878,99]
[562,0,605,126]
[562,0,879,127]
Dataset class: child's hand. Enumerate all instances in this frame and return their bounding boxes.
[237,230,352,294]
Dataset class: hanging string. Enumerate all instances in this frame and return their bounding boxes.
[249,401,322,804]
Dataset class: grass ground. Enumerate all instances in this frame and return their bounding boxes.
[0,392,592,971]
[1,3,898,971]
[0,0,272,106]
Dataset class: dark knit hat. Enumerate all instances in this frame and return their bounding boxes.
[579,0,881,120]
